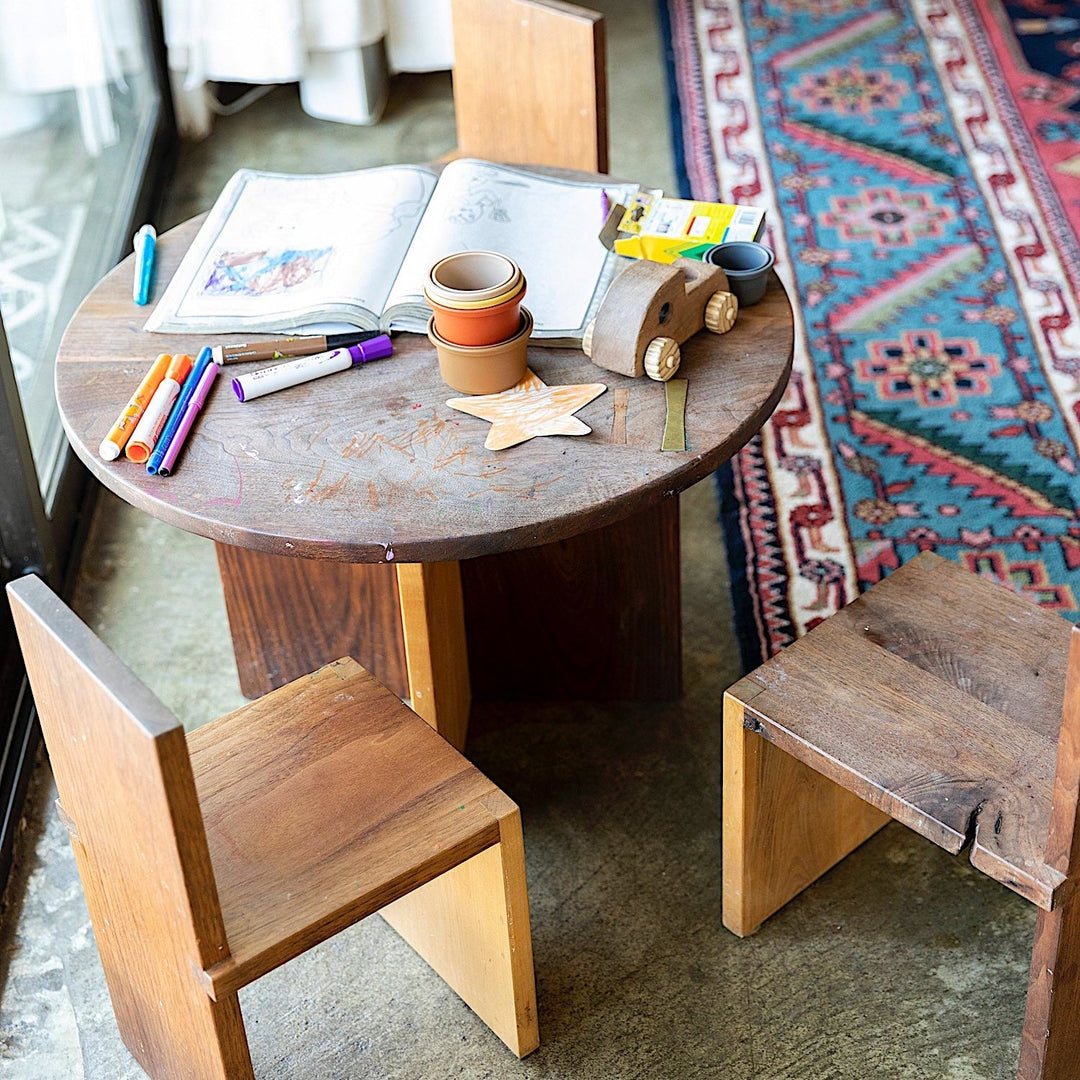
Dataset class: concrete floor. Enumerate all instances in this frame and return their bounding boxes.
[0,5,1037,1078]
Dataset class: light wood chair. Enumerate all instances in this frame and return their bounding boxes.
[7,574,538,1080]
[449,0,608,172]
[722,550,1080,1078]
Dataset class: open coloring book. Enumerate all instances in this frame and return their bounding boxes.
[145,158,638,344]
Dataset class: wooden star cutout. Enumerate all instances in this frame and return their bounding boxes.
[447,369,607,450]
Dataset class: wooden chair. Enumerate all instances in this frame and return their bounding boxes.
[449,0,608,172]
[722,550,1080,1078]
[7,574,538,1080]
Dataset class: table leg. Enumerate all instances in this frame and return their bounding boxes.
[215,496,681,733]
[215,545,409,701]
[462,496,682,700]
[395,561,472,751]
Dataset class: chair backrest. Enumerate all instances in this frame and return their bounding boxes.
[450,0,609,173]
[6,575,231,1039]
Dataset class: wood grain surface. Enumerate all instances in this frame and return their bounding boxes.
[214,545,408,699]
[722,681,889,938]
[450,0,609,174]
[733,551,1074,910]
[55,215,793,565]
[8,575,255,1080]
[187,658,503,996]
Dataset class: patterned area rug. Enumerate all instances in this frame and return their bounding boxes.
[662,0,1080,668]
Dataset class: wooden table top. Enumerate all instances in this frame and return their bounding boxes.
[56,216,793,564]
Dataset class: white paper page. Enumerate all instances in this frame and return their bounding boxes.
[145,165,439,333]
[385,160,636,336]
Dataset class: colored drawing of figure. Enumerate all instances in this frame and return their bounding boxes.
[202,247,332,296]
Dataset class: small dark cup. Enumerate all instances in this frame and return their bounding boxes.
[702,241,775,306]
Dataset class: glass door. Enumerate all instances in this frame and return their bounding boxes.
[0,0,175,893]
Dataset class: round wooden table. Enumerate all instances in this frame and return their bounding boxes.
[56,216,793,748]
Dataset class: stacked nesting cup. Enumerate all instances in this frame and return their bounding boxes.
[425,251,532,394]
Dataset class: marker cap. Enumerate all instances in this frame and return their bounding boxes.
[347,335,393,363]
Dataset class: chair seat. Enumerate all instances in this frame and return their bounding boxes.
[730,551,1073,909]
[187,658,503,997]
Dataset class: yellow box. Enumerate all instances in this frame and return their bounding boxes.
[611,191,766,263]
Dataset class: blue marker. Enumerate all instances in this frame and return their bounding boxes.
[146,347,213,475]
[133,224,156,305]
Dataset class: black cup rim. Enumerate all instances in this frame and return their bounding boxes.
[703,241,774,277]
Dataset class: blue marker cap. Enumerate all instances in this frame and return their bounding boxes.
[133,224,156,306]
[146,347,213,475]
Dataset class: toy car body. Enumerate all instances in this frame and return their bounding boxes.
[582,257,738,381]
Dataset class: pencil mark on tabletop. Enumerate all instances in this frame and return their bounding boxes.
[490,476,564,499]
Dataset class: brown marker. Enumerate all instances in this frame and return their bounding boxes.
[210,329,383,365]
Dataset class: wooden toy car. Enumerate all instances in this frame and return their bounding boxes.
[581,257,738,381]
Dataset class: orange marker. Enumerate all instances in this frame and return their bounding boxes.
[99,353,173,461]
[125,354,194,464]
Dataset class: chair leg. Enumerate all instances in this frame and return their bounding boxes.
[380,792,539,1057]
[69,838,255,1080]
[1019,892,1080,1079]
[722,681,890,937]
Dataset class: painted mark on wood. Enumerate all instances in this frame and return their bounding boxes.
[281,460,350,504]
[204,452,245,508]
[612,388,629,444]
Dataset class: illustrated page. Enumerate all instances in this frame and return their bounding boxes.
[145,165,439,333]
[385,159,637,337]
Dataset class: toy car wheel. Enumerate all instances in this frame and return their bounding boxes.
[704,290,738,334]
[643,336,681,381]
[581,318,597,358]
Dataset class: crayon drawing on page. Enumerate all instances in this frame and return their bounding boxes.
[201,248,332,297]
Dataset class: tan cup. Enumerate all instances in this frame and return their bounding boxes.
[428,307,533,394]
[427,251,520,302]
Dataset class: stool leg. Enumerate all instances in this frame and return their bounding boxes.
[380,792,539,1057]
[396,561,472,751]
[1020,893,1080,1078]
[722,680,889,937]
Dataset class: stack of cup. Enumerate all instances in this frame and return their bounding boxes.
[425,251,532,394]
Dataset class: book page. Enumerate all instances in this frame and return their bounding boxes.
[384,159,637,339]
[144,165,439,334]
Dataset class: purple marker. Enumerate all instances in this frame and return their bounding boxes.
[231,334,393,402]
[157,361,219,476]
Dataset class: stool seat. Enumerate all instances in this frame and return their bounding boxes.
[722,550,1080,1079]
[730,551,1072,908]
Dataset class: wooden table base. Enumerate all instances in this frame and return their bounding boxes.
[216,499,682,748]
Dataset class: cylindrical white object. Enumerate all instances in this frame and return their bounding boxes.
[125,377,183,461]
[231,336,392,401]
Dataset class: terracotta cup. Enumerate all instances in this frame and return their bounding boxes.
[428,307,533,394]
[425,281,527,346]
[425,250,527,346]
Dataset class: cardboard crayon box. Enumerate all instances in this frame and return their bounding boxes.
[605,190,766,263]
